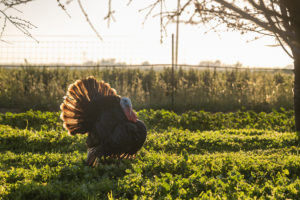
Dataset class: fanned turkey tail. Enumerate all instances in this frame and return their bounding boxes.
[60,76,118,135]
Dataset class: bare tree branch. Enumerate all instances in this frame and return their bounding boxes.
[1,0,299,56]
[126,0,133,6]
[139,0,161,25]
[104,0,116,28]
[268,0,293,58]
[77,0,103,41]
[0,17,7,38]
[2,0,33,7]
[0,9,38,42]
[212,0,295,46]
[57,0,71,18]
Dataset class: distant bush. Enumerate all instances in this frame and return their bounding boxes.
[0,66,294,112]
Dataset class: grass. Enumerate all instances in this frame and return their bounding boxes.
[0,110,299,199]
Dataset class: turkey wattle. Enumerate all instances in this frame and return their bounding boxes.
[60,76,147,166]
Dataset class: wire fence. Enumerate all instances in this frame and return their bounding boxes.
[0,38,123,65]
[0,35,170,65]
[0,64,294,73]
[0,35,295,112]
[0,35,294,72]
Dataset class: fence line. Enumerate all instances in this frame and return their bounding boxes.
[0,35,294,71]
[0,64,294,112]
[0,35,170,65]
[0,63,294,73]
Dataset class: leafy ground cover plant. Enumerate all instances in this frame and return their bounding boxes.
[0,121,299,199]
[0,109,294,132]
[0,111,60,131]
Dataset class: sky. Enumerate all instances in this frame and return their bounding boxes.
[0,0,294,67]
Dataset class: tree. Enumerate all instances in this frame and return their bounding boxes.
[154,0,300,132]
[0,0,103,41]
[177,0,300,132]
[1,0,300,132]
[116,0,300,132]
[0,0,37,41]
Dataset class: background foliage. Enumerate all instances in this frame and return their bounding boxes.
[0,67,294,112]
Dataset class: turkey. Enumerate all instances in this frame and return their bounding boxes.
[60,76,147,166]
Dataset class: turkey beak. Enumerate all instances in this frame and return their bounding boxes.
[124,106,137,123]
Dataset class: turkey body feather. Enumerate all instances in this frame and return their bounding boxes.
[60,76,147,166]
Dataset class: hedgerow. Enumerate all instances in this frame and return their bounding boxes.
[0,67,294,112]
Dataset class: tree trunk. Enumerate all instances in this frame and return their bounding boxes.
[287,1,300,132]
[294,52,300,132]
[292,23,300,132]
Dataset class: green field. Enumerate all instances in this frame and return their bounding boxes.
[0,110,299,199]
